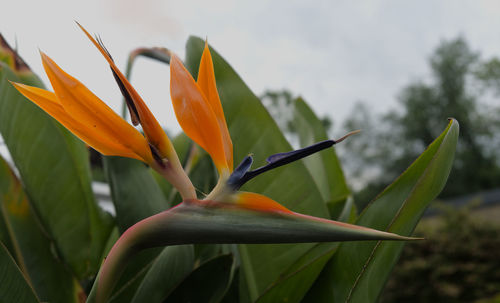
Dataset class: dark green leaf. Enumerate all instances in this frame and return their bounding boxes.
[99,156,172,301]
[165,254,234,303]
[335,197,357,224]
[0,156,83,302]
[0,187,14,258]
[131,245,194,303]
[103,156,170,233]
[86,247,164,303]
[255,243,337,303]
[0,242,40,303]
[221,268,240,303]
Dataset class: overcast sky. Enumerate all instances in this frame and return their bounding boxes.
[2,0,500,135]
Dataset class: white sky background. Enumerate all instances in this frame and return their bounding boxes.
[2,0,500,136]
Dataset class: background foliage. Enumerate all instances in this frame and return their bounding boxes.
[381,203,500,303]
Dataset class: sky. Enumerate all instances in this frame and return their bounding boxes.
[2,0,500,135]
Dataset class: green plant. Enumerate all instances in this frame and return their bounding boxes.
[0,26,458,303]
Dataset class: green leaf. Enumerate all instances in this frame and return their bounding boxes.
[99,156,172,301]
[185,36,330,301]
[221,268,240,303]
[0,58,113,278]
[100,154,197,303]
[93,197,413,303]
[327,196,358,225]
[131,245,194,303]
[106,249,164,303]
[103,156,170,233]
[0,190,14,258]
[165,254,234,303]
[86,246,166,303]
[0,156,83,302]
[99,227,119,263]
[0,242,40,303]
[293,97,350,209]
[255,243,337,303]
[305,119,459,303]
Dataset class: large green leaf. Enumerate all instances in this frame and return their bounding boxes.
[100,156,170,301]
[91,193,410,303]
[255,243,337,303]
[104,249,163,303]
[103,157,170,233]
[100,246,193,303]
[0,45,113,278]
[304,119,459,302]
[0,187,14,257]
[100,156,193,303]
[293,97,350,209]
[0,156,83,302]
[165,254,234,303]
[0,242,40,303]
[131,245,194,303]
[185,36,329,302]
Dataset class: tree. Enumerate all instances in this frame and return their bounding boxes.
[261,89,332,146]
[340,37,500,204]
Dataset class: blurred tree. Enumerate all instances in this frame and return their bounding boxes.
[261,89,296,136]
[261,89,332,147]
[339,37,500,206]
[475,57,500,96]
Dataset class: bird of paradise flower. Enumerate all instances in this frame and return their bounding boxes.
[12,24,416,303]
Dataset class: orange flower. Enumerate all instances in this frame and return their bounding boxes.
[12,54,152,163]
[170,43,233,178]
[11,25,196,199]
[169,43,283,212]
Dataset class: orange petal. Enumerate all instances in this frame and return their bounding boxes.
[39,52,152,163]
[76,23,175,159]
[11,82,145,161]
[236,192,292,214]
[170,54,228,173]
[197,42,233,170]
